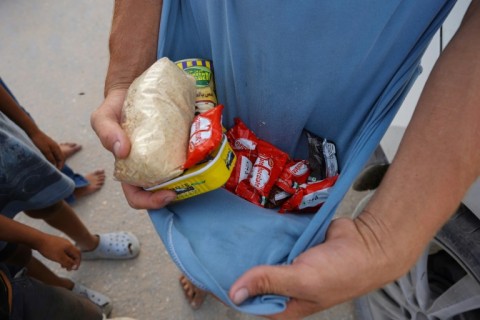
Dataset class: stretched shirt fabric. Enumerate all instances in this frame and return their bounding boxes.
[148,0,456,315]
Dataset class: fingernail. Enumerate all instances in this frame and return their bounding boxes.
[233,288,249,305]
[113,141,121,157]
[164,194,177,204]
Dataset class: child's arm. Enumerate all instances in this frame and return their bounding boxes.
[0,83,64,169]
[0,215,81,271]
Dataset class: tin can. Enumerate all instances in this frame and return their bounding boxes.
[176,58,218,113]
[146,135,236,201]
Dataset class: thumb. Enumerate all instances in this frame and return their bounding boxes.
[229,264,300,305]
[90,90,131,158]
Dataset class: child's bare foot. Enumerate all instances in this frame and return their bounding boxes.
[73,169,106,199]
[60,142,82,159]
[179,274,207,310]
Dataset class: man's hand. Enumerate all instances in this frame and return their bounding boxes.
[35,234,81,271]
[229,217,410,320]
[29,130,64,169]
[91,89,131,159]
[91,89,177,209]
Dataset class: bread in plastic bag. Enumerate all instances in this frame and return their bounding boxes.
[114,57,196,187]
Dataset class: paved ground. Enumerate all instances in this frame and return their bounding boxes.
[0,1,363,319]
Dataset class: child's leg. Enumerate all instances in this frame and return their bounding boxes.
[2,244,113,315]
[2,264,104,320]
[25,255,74,289]
[23,201,99,252]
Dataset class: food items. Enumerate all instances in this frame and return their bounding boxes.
[275,160,310,194]
[247,140,289,197]
[226,118,259,152]
[279,175,338,213]
[114,57,196,188]
[225,151,255,192]
[146,135,236,201]
[183,105,224,169]
[306,132,338,182]
[225,120,340,214]
[176,58,218,113]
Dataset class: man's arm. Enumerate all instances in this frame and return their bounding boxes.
[91,0,177,209]
[229,2,480,319]
[362,0,480,275]
[104,0,163,95]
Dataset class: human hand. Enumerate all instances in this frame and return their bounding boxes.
[91,89,177,209]
[36,234,81,271]
[229,217,411,320]
[29,130,64,169]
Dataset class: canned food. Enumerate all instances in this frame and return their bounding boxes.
[176,58,218,113]
[145,135,236,201]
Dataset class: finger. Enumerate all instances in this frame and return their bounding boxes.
[268,298,321,320]
[229,264,305,305]
[51,145,65,169]
[122,183,177,209]
[90,91,131,158]
[42,148,57,166]
[65,246,81,270]
[59,253,76,271]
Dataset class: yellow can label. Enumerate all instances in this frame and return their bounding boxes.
[146,135,236,201]
[176,58,218,112]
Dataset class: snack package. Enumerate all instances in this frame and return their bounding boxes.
[266,185,292,208]
[248,140,289,197]
[279,175,339,213]
[235,140,289,207]
[265,160,310,208]
[114,57,196,187]
[224,150,256,192]
[275,160,310,194]
[306,131,339,182]
[226,118,259,152]
[183,104,224,169]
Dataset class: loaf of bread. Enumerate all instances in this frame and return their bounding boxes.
[114,57,196,187]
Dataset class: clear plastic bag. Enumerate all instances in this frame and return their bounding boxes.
[114,57,196,187]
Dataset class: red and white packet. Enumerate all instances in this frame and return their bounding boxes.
[279,175,338,213]
[183,104,224,169]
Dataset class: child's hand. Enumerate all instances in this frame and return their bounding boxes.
[29,130,65,169]
[36,234,81,271]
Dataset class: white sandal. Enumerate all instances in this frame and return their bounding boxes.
[82,232,140,260]
[72,282,113,316]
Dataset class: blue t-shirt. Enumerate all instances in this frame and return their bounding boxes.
[149,0,456,315]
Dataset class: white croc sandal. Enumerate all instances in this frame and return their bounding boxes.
[72,282,113,316]
[82,232,140,260]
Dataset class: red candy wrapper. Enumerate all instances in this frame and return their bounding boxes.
[276,160,310,194]
[226,118,259,152]
[248,140,289,197]
[236,180,267,207]
[225,151,256,192]
[183,104,224,169]
[279,175,338,213]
